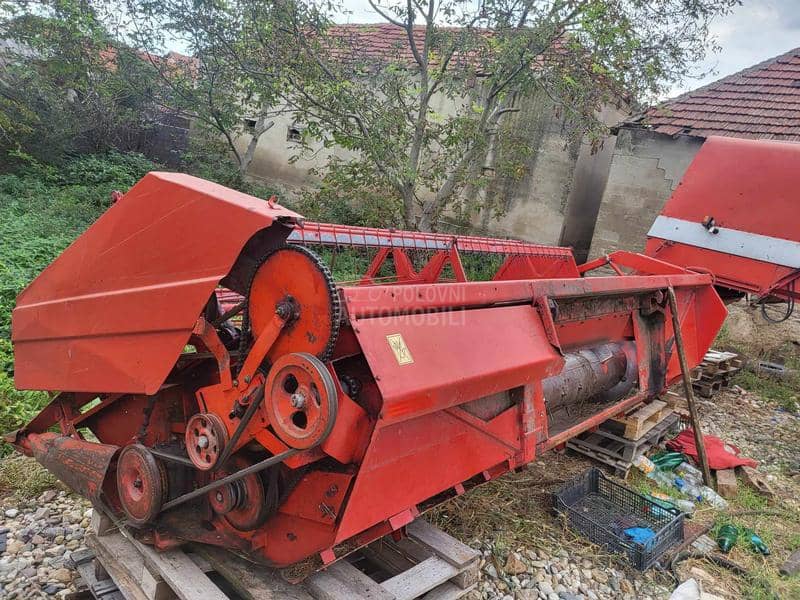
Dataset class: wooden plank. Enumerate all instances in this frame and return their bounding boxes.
[195,545,313,600]
[73,554,126,600]
[126,535,228,600]
[422,581,476,600]
[780,549,800,576]
[185,553,213,574]
[381,556,458,600]
[139,568,176,600]
[324,560,395,600]
[716,469,738,499]
[611,400,669,440]
[737,465,775,499]
[90,510,117,537]
[305,569,365,600]
[87,534,150,600]
[405,521,479,569]
[361,540,417,575]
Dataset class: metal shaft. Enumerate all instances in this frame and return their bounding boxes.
[542,343,634,409]
[667,286,713,487]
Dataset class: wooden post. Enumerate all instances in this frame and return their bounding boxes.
[667,286,713,487]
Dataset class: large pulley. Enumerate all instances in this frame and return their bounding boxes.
[116,444,168,526]
[247,245,340,362]
[265,352,338,449]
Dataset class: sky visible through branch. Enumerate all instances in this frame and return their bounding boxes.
[335,0,800,100]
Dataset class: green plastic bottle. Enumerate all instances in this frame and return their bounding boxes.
[746,529,770,555]
[651,451,687,471]
[717,524,738,553]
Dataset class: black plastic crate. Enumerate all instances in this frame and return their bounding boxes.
[553,467,684,570]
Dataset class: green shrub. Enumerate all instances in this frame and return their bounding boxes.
[0,151,164,452]
[0,149,290,457]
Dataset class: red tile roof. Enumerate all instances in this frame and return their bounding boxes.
[324,23,565,71]
[623,47,800,141]
[325,23,493,69]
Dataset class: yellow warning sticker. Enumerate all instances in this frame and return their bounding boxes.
[386,333,414,365]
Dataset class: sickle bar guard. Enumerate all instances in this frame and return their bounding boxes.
[7,173,725,576]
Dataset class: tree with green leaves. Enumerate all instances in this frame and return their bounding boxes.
[226,0,739,229]
[0,0,156,163]
[116,0,299,178]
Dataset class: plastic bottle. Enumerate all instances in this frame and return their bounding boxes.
[717,524,738,552]
[746,530,770,555]
[673,477,704,502]
[670,498,696,514]
[699,485,729,510]
[646,493,695,515]
[633,454,656,476]
[652,451,686,471]
[649,469,678,489]
[675,461,703,483]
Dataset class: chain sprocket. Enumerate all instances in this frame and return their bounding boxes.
[244,245,341,363]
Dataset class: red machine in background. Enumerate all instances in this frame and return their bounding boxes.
[7,172,725,576]
[645,136,800,321]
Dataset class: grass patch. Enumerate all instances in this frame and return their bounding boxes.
[0,454,58,499]
[697,476,800,600]
[788,533,800,552]
[734,485,770,511]
[743,569,781,600]
[733,370,799,412]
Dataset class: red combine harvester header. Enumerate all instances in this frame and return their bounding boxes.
[645,136,800,321]
[7,172,725,576]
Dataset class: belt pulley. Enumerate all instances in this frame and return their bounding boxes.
[116,246,341,528]
[116,354,338,527]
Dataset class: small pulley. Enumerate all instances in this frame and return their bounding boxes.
[265,352,338,449]
[207,455,270,531]
[116,444,168,526]
[185,413,228,471]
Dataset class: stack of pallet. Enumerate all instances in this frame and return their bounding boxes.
[566,400,680,477]
[690,350,743,398]
[72,510,480,600]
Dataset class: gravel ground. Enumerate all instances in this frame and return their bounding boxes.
[467,543,671,600]
[0,389,794,599]
[703,386,799,477]
[0,491,91,599]
[0,473,672,600]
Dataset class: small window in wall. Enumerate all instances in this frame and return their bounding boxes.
[244,118,258,133]
[287,122,304,143]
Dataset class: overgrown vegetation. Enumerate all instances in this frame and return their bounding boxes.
[0,455,57,497]
[727,343,800,414]
[0,149,291,457]
[3,0,741,230]
[735,370,800,413]
[0,152,159,445]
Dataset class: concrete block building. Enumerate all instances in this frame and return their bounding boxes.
[588,47,800,259]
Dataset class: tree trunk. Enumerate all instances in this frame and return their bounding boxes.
[239,116,275,177]
[400,183,416,229]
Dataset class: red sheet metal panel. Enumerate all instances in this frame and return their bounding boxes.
[349,304,563,425]
[645,136,800,297]
[12,172,300,394]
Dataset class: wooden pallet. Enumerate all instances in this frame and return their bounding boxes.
[566,412,681,477]
[700,350,743,372]
[75,510,479,600]
[663,391,690,420]
[689,350,743,398]
[605,399,672,440]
